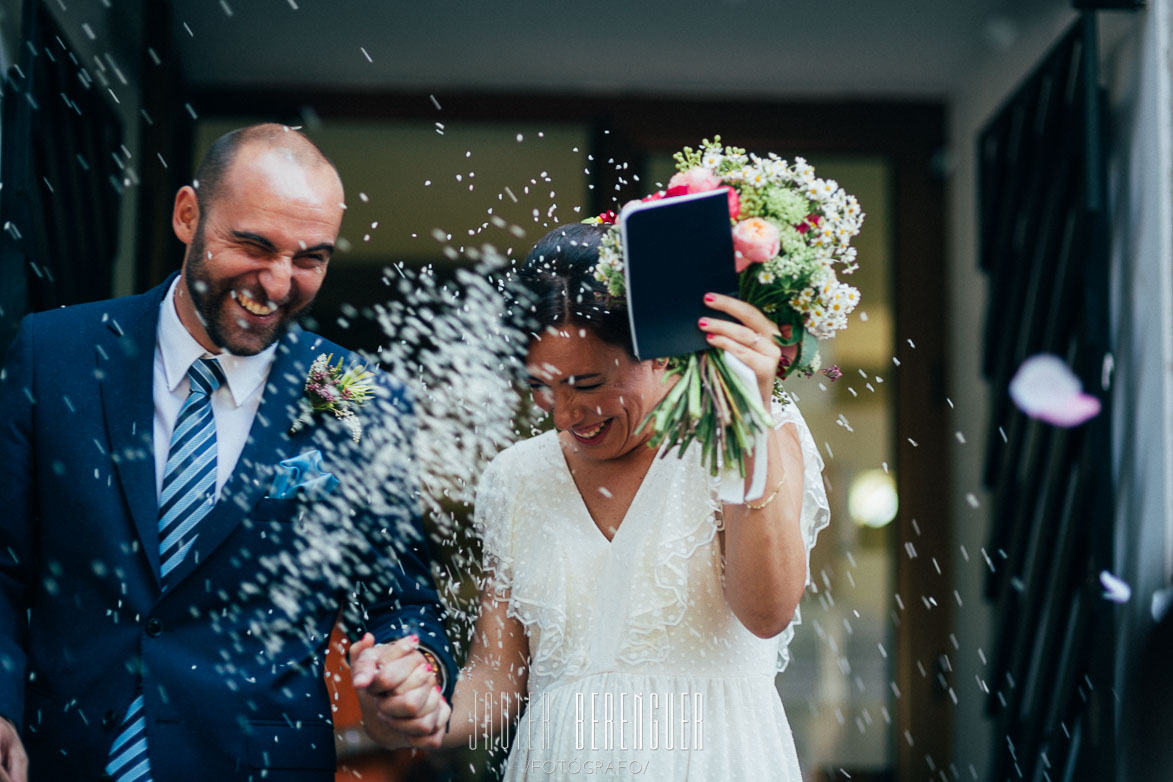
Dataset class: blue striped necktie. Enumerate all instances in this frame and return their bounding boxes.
[106,357,225,781]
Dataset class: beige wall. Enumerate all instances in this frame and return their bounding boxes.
[944,4,1079,778]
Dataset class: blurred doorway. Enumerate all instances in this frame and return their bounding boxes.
[177,96,947,782]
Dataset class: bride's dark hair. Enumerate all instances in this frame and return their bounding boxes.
[516,223,635,355]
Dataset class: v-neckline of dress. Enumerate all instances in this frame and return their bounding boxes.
[549,431,662,546]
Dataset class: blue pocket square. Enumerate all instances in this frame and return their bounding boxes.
[268,450,339,499]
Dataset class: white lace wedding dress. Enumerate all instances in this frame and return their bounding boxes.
[474,402,829,781]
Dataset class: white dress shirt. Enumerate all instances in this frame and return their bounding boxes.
[153,277,278,502]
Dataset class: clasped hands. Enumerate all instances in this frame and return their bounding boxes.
[349,632,451,749]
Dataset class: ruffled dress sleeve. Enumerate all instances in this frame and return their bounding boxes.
[469,435,590,688]
[769,397,831,672]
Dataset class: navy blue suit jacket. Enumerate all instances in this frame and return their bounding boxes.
[0,276,456,780]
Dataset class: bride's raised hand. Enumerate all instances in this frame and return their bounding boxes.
[697,292,787,404]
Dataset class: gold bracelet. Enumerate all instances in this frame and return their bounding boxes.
[417,647,445,692]
[745,475,786,511]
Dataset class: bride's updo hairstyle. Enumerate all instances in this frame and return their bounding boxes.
[516,223,635,356]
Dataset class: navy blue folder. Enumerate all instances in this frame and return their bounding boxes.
[619,189,739,360]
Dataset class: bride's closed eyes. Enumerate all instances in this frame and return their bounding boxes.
[526,375,605,392]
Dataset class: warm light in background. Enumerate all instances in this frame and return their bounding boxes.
[848,468,898,529]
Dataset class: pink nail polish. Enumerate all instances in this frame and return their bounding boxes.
[704,293,716,303]
[435,685,442,693]
[698,318,709,328]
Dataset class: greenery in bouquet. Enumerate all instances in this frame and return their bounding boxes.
[588,137,864,476]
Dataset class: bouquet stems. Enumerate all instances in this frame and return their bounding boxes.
[641,350,773,476]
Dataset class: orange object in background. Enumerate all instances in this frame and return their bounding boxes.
[327,628,363,732]
[327,625,444,782]
[327,625,399,782]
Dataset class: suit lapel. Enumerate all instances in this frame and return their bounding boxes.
[161,327,327,588]
[98,277,175,588]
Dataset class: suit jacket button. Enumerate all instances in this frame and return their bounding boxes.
[101,709,117,729]
[145,618,164,637]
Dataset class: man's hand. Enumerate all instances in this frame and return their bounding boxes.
[0,717,27,782]
[349,632,451,748]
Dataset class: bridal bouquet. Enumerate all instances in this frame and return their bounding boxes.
[590,137,864,476]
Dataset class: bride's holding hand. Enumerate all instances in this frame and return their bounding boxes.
[356,222,828,781]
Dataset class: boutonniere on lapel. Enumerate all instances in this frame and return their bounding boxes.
[288,353,375,443]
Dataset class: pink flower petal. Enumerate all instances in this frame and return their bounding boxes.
[1100,570,1131,603]
[1009,354,1101,427]
[1035,393,1101,427]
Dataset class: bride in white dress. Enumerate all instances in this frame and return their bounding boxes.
[364,223,829,780]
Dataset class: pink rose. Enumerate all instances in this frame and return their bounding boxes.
[665,170,740,218]
[668,167,721,193]
[731,217,781,272]
[725,187,741,220]
[621,190,672,213]
[666,171,736,219]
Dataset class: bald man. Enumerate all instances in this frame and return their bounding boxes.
[0,125,456,781]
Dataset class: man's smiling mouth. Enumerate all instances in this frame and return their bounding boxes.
[232,289,278,317]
